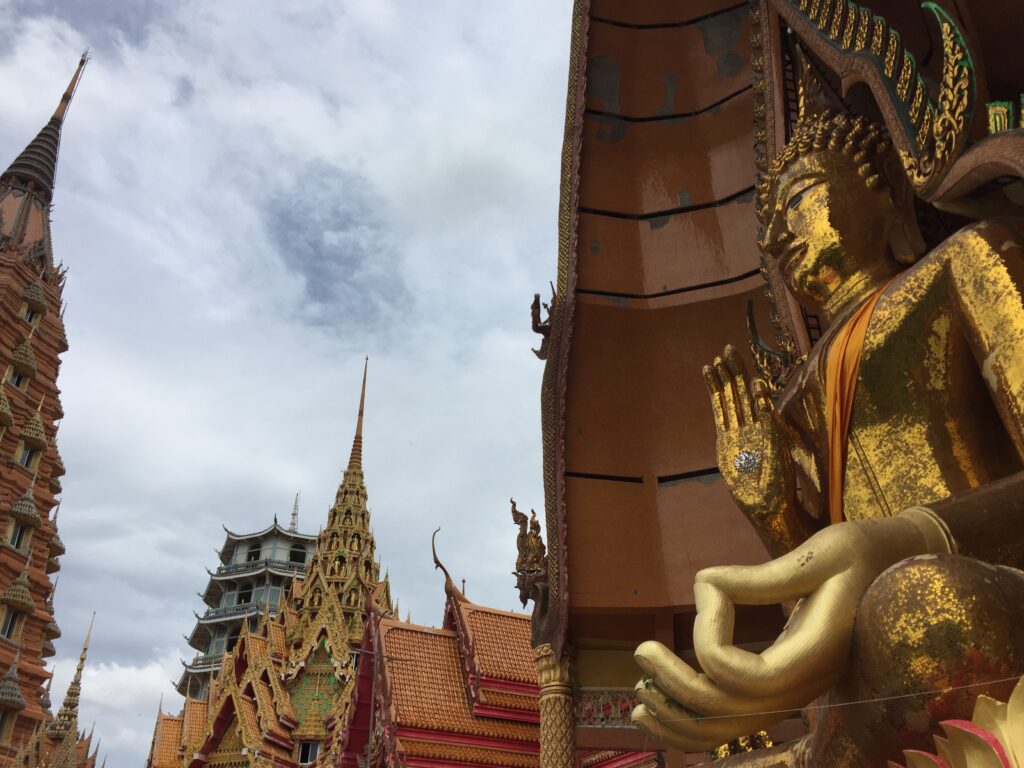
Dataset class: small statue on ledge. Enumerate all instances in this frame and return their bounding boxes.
[511,498,547,609]
[531,286,554,360]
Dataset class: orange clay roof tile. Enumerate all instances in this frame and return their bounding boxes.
[380,621,537,743]
[151,714,183,768]
[253,681,275,726]
[236,695,261,745]
[462,606,536,684]
[268,623,286,655]
[399,739,539,768]
[181,698,209,748]
[478,689,539,712]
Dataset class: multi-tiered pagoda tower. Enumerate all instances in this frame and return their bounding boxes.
[179,499,317,698]
[0,55,99,766]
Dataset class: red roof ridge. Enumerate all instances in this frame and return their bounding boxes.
[378,618,458,639]
[460,601,532,622]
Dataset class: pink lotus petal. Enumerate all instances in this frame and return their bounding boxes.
[940,719,1012,768]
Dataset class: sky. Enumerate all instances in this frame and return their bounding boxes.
[0,1,573,764]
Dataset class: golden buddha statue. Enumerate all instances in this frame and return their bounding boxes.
[630,65,1024,766]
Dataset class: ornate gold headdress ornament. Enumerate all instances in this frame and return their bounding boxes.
[763,0,975,200]
[755,53,893,223]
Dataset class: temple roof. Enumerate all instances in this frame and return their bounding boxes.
[180,697,208,747]
[378,619,538,742]
[220,519,317,544]
[146,712,183,768]
[461,604,536,686]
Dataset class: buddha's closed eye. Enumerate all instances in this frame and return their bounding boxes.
[787,179,826,212]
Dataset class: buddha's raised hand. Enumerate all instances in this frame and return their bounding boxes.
[704,345,802,555]
[630,509,956,752]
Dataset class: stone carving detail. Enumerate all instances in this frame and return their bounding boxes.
[574,689,637,728]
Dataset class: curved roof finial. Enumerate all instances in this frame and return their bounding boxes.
[431,528,463,601]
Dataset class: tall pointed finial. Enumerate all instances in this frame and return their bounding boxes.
[46,612,93,739]
[290,492,300,531]
[53,52,89,123]
[347,357,368,470]
[82,611,94,656]
[1,54,88,205]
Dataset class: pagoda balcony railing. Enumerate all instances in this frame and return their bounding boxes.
[215,558,307,577]
[202,602,265,621]
[185,654,223,672]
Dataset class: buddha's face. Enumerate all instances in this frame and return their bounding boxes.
[759,151,900,313]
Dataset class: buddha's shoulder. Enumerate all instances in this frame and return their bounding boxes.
[890,218,1024,291]
[931,217,1024,264]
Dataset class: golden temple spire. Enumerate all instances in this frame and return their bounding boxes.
[46,612,93,739]
[1,53,88,204]
[347,357,368,471]
[52,52,88,123]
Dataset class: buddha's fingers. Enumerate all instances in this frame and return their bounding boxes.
[633,698,785,753]
[631,705,726,754]
[694,580,850,697]
[635,641,725,712]
[758,578,856,681]
[713,355,740,427]
[725,345,754,426]
[636,642,825,716]
[704,364,728,431]
[696,528,848,603]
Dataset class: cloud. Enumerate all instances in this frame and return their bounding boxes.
[49,649,182,760]
[2,0,572,764]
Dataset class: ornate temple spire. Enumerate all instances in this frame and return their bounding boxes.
[300,359,386,617]
[328,358,371,519]
[0,53,87,205]
[46,613,92,740]
[289,492,300,531]
[347,357,368,471]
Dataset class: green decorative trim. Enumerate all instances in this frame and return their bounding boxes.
[987,101,1016,134]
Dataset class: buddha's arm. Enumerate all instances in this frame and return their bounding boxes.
[929,470,1024,569]
[945,219,1024,460]
[940,219,1024,567]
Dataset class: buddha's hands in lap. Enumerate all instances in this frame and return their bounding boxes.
[631,510,956,752]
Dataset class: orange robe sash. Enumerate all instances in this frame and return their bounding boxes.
[825,284,890,525]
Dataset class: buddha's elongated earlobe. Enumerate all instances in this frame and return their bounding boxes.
[888,214,926,264]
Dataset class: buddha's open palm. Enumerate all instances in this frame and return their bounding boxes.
[704,346,795,532]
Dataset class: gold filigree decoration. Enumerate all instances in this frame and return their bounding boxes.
[780,0,975,199]
[709,731,774,759]
[900,8,974,196]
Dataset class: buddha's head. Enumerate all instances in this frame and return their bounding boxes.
[757,109,924,316]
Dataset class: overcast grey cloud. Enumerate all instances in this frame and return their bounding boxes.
[0,0,571,764]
